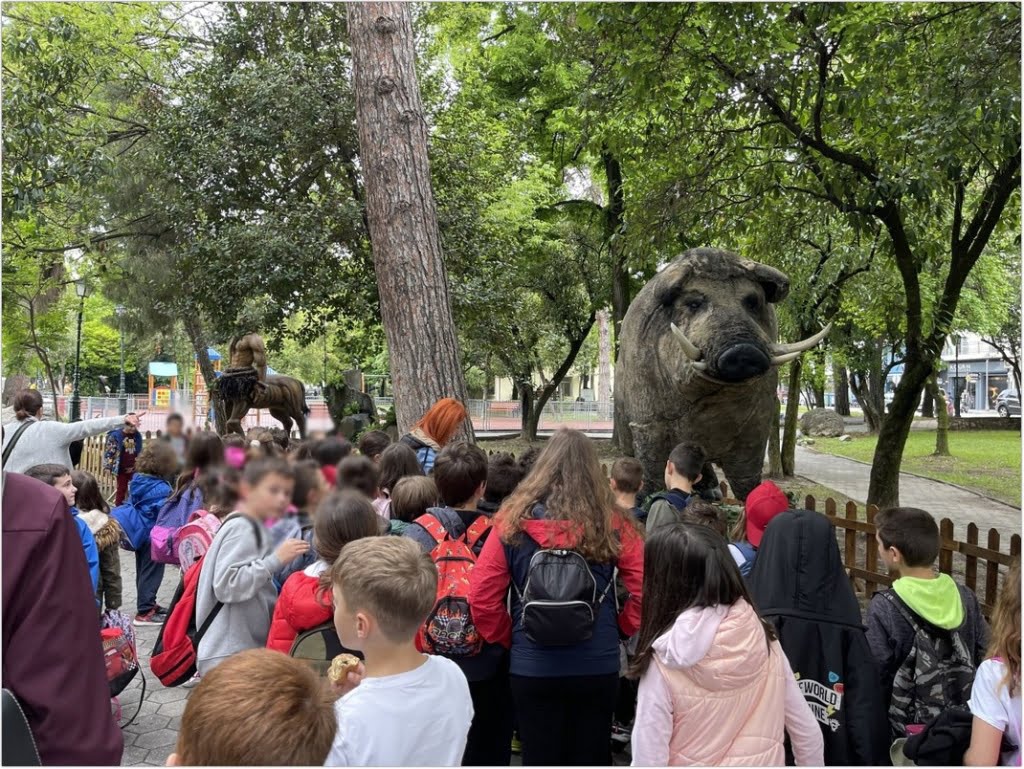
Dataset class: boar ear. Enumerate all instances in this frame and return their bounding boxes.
[653,261,695,308]
[742,260,790,303]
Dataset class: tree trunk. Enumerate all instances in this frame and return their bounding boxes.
[833,363,850,416]
[926,372,951,456]
[347,3,471,439]
[602,150,628,361]
[781,358,803,476]
[510,381,519,402]
[867,357,934,508]
[768,394,783,477]
[182,314,226,434]
[521,315,597,441]
[597,309,612,406]
[921,387,935,418]
[518,381,535,441]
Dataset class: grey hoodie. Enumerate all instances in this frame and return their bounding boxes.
[2,415,126,473]
[195,514,283,674]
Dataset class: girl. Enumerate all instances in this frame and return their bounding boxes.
[728,479,788,577]
[177,466,242,570]
[399,398,467,474]
[376,442,424,519]
[469,429,645,766]
[629,524,823,766]
[71,470,123,612]
[388,476,440,536]
[965,558,1021,766]
[265,490,380,654]
[112,442,179,625]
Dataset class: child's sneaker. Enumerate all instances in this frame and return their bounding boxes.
[182,672,201,688]
[133,608,167,626]
[510,734,522,755]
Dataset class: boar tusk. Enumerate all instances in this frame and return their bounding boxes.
[772,322,832,355]
[670,323,703,362]
[770,350,805,366]
[691,361,708,372]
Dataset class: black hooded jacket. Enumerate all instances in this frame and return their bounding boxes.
[750,509,892,766]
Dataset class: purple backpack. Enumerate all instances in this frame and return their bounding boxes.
[150,486,204,565]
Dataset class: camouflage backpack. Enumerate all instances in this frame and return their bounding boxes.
[882,591,976,737]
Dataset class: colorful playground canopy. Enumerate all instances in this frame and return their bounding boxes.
[148,362,178,378]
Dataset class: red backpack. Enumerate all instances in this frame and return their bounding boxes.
[415,512,491,658]
[150,514,260,686]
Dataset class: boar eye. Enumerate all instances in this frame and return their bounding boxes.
[684,297,705,312]
[743,294,761,312]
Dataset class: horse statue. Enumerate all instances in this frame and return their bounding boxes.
[222,373,309,439]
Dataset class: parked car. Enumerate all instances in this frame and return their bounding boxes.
[996,388,1020,417]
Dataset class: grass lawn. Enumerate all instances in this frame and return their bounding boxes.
[812,430,1021,507]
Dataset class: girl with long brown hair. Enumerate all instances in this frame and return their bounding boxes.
[965,558,1021,766]
[469,429,644,766]
[629,524,822,766]
[399,397,467,474]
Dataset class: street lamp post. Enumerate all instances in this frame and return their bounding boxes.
[116,304,127,415]
[69,279,89,422]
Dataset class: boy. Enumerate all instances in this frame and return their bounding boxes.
[610,457,645,523]
[358,430,392,464]
[24,463,99,593]
[865,506,989,738]
[476,452,522,517]
[270,459,328,587]
[645,442,706,532]
[195,458,309,674]
[104,418,143,505]
[327,537,473,766]
[168,648,336,766]
[404,442,511,765]
[680,498,729,538]
[161,413,189,469]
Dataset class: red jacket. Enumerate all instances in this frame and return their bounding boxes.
[469,511,644,676]
[266,561,332,654]
[2,474,124,764]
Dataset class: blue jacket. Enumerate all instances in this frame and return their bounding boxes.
[70,508,99,594]
[110,473,172,550]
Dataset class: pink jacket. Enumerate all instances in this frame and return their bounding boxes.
[631,600,824,766]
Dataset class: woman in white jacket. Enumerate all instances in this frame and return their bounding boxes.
[2,389,143,473]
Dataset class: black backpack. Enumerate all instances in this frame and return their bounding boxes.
[511,537,617,647]
[289,622,363,678]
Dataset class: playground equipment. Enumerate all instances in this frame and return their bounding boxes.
[148,362,179,409]
[192,348,223,425]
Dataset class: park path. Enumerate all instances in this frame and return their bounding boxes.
[794,444,1021,539]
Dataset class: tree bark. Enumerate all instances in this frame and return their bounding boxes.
[521,314,597,440]
[182,314,225,434]
[767,394,783,477]
[921,388,935,418]
[781,358,803,476]
[597,309,612,406]
[833,362,850,416]
[603,151,628,360]
[347,3,471,439]
[926,372,950,456]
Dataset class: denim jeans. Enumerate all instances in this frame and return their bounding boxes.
[135,544,165,614]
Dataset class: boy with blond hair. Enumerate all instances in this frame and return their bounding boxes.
[168,648,336,766]
[327,536,473,766]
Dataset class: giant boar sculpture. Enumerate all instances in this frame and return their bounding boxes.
[614,248,830,501]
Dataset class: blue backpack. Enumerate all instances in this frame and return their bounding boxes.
[732,540,757,577]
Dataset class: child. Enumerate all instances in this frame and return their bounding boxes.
[112,442,179,625]
[326,536,473,766]
[516,446,540,479]
[377,442,424,519]
[103,418,143,505]
[728,479,788,576]
[266,490,381,655]
[162,412,189,469]
[270,459,329,586]
[72,469,123,612]
[358,430,391,463]
[679,498,729,538]
[865,506,989,739]
[24,464,99,594]
[168,648,337,766]
[629,523,824,766]
[404,441,511,766]
[966,558,1021,766]
[177,466,242,571]
[469,429,644,766]
[476,452,523,517]
[749,508,891,765]
[222,433,248,469]
[610,457,645,523]
[645,442,705,532]
[400,398,467,474]
[313,437,353,487]
[388,476,439,536]
[195,458,309,674]
[336,454,380,499]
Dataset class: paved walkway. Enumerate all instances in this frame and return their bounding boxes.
[794,444,1021,538]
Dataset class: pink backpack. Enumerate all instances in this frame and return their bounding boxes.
[175,510,222,570]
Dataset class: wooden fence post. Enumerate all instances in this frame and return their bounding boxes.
[986,528,1001,612]
[965,523,980,595]
[844,501,858,572]
[864,505,879,597]
[939,518,955,576]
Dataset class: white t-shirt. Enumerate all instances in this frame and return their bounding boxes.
[969,658,1022,766]
[325,655,473,767]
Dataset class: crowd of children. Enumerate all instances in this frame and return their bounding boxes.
[10,394,1020,767]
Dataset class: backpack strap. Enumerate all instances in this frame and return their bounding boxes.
[465,515,492,550]
[1,420,35,468]
[416,514,451,546]
[652,489,690,512]
[881,589,928,635]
